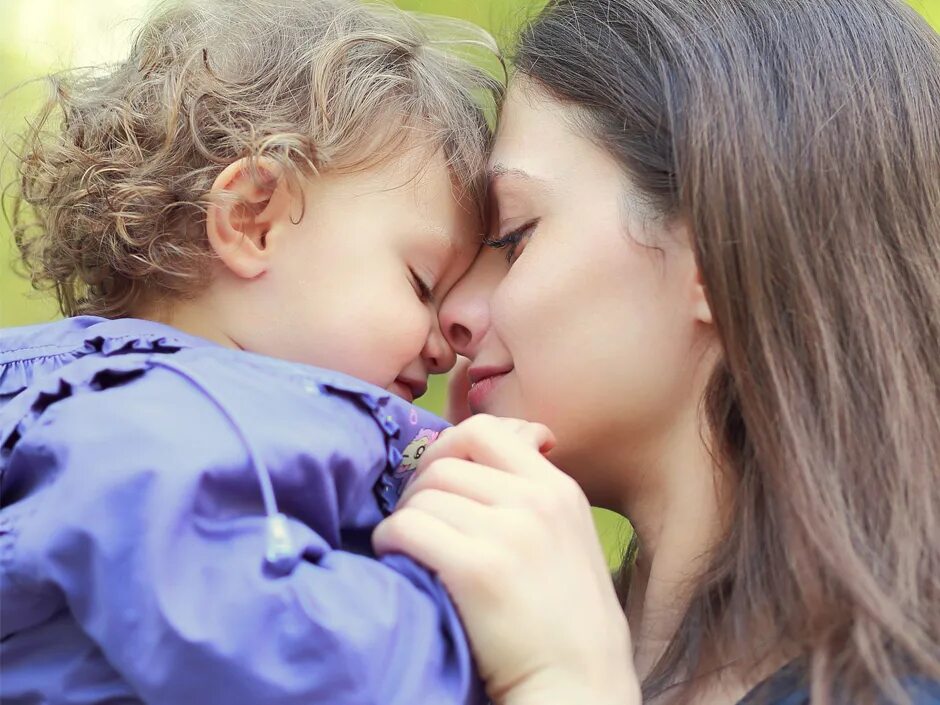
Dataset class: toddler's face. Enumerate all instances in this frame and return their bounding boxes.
[235,149,480,402]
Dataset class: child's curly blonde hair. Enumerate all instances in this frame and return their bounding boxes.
[7,0,503,318]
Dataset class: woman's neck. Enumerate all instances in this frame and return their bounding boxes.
[615,407,790,705]
[616,401,731,680]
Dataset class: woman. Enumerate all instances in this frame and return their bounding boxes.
[374,0,940,704]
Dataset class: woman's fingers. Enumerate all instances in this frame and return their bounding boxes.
[420,415,557,480]
[445,356,474,424]
[372,505,480,576]
[373,452,638,705]
[409,417,594,557]
[398,457,528,507]
[398,487,492,531]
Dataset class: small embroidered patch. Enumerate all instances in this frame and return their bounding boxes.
[395,428,440,477]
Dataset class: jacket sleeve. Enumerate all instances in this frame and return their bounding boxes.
[3,358,481,705]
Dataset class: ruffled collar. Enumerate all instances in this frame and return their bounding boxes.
[0,316,450,515]
[0,316,216,397]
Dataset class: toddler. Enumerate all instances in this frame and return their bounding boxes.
[0,1,501,703]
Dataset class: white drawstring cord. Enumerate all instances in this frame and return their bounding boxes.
[148,358,296,573]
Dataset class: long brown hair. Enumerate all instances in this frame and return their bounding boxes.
[515,1,940,703]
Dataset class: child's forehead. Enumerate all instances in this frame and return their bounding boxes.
[368,143,458,190]
[333,149,481,235]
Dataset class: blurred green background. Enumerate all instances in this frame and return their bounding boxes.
[2,0,938,565]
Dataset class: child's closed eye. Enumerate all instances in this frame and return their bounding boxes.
[409,268,434,303]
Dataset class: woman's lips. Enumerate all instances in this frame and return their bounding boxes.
[467,366,511,411]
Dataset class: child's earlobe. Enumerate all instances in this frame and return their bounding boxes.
[206,157,287,279]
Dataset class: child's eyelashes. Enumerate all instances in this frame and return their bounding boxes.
[409,268,435,303]
[483,219,538,264]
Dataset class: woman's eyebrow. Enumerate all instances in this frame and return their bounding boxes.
[487,163,550,188]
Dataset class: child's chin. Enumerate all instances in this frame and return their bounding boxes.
[388,380,414,403]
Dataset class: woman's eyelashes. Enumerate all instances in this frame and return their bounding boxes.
[484,219,538,264]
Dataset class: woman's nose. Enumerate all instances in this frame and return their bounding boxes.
[438,249,503,359]
[440,305,478,358]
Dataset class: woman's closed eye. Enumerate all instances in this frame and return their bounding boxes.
[484,219,538,264]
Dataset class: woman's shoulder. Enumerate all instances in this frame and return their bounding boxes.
[738,662,940,705]
[736,662,808,705]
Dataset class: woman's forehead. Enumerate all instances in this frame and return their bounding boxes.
[489,82,613,190]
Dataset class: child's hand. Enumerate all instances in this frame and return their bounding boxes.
[373,415,640,705]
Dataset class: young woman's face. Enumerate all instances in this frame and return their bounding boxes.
[439,81,715,506]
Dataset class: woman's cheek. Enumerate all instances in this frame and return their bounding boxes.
[490,268,534,354]
[492,262,563,389]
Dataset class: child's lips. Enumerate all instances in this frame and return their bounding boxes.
[389,380,413,402]
[391,377,427,402]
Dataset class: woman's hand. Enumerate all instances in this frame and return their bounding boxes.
[372,415,641,705]
[444,356,473,424]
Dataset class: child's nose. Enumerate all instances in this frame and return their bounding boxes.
[422,316,457,375]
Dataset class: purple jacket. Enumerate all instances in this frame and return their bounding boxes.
[0,317,481,705]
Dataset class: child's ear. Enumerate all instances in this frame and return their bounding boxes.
[206,157,294,279]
